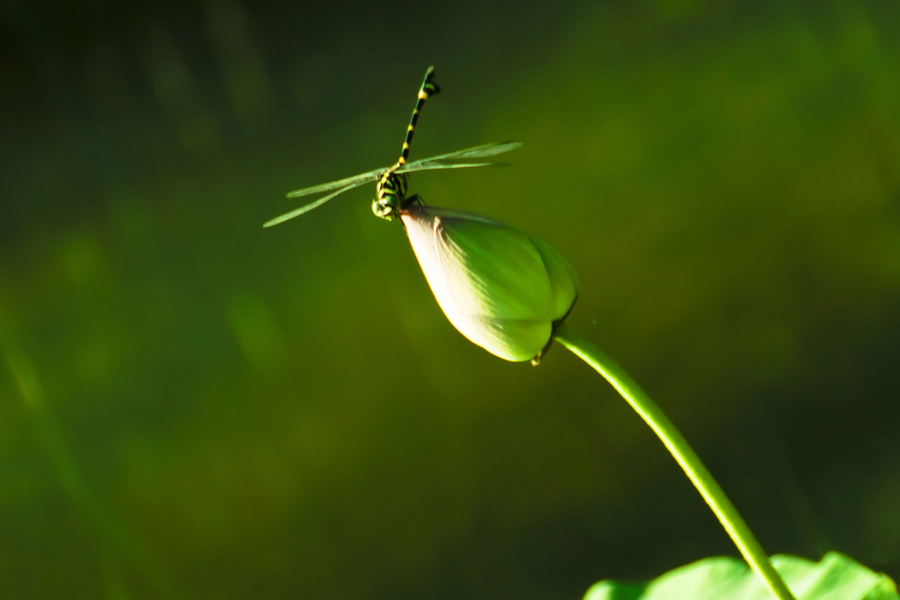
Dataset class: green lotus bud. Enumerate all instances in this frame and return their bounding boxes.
[400,204,579,363]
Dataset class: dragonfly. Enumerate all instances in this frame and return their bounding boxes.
[264,66,522,227]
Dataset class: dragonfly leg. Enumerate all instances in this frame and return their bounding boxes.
[402,194,426,209]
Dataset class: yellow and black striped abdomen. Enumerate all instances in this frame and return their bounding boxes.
[398,67,440,166]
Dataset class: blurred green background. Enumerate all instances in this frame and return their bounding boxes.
[2,0,900,598]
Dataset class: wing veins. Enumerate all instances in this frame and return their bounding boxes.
[398,161,509,174]
[403,141,522,168]
[265,180,369,227]
[286,169,384,199]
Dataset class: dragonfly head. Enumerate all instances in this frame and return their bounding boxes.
[372,196,401,221]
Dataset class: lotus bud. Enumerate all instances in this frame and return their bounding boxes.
[400,204,579,364]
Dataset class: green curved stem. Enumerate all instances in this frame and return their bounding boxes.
[553,323,796,600]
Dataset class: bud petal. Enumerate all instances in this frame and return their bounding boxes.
[400,205,579,362]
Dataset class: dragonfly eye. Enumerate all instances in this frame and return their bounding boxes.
[372,198,398,221]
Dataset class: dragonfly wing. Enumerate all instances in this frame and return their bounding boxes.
[265,180,370,227]
[397,161,509,174]
[403,141,522,168]
[286,168,384,199]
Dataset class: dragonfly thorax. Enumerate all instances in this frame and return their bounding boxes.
[372,168,409,221]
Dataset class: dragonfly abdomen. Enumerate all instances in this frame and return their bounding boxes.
[399,67,440,166]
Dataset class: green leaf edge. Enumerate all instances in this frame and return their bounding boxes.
[583,552,898,600]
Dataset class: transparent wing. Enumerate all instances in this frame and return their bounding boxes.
[286,168,384,199]
[400,141,522,170]
[397,161,509,174]
[264,180,371,227]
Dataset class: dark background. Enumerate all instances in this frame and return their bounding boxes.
[1,0,899,598]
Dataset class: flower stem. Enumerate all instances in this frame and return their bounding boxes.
[553,323,796,600]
